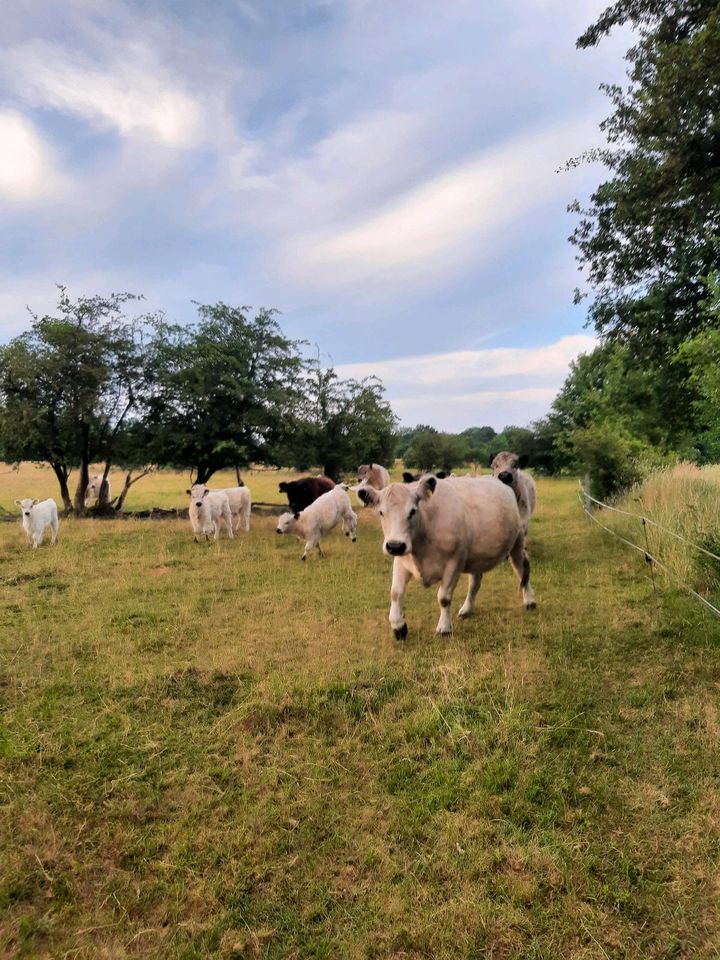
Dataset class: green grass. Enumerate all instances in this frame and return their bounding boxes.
[1,477,720,958]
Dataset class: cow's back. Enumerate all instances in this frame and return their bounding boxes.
[415,477,520,573]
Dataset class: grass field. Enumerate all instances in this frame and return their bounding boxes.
[2,472,720,958]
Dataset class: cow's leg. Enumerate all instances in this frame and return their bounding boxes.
[225,509,234,539]
[301,538,315,560]
[509,534,536,609]
[243,505,251,531]
[458,572,482,618]
[343,510,357,541]
[390,559,411,640]
[436,563,462,635]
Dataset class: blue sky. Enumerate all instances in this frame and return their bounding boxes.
[0,0,628,430]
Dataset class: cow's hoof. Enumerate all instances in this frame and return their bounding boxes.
[301,556,306,561]
[393,624,408,641]
[437,628,453,636]
[525,601,537,610]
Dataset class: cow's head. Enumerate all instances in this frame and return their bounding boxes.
[276,511,298,535]
[358,476,437,557]
[357,464,371,482]
[490,451,528,486]
[187,484,210,508]
[15,497,38,517]
[278,481,289,492]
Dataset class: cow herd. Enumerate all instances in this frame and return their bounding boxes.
[11,453,537,638]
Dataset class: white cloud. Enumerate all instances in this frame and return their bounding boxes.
[2,40,202,147]
[0,110,65,201]
[335,333,596,430]
[282,116,599,289]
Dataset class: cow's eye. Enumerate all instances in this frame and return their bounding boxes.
[378,510,384,517]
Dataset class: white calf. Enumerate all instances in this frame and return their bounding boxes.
[217,485,252,532]
[15,498,59,549]
[276,485,357,560]
[186,485,234,542]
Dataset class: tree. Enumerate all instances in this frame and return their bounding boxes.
[144,303,304,484]
[459,426,497,466]
[405,430,468,474]
[285,360,397,480]
[0,288,148,513]
[571,0,720,359]
[676,273,720,461]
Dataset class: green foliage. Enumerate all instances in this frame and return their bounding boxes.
[0,288,149,511]
[394,424,437,460]
[405,429,468,474]
[572,419,651,498]
[283,361,397,479]
[572,0,720,358]
[458,425,497,465]
[143,302,305,483]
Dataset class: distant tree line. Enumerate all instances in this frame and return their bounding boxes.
[0,290,396,514]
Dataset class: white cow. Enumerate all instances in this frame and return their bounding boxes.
[358,475,535,639]
[276,485,357,560]
[84,473,111,507]
[357,463,391,490]
[15,498,59,549]
[186,485,234,542]
[490,451,537,536]
[217,485,252,532]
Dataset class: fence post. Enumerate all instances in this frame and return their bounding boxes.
[583,473,592,516]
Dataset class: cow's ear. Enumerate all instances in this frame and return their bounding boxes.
[14,499,21,506]
[417,475,437,500]
[186,489,192,495]
[518,454,529,468]
[488,452,497,467]
[32,499,39,506]
[202,488,210,497]
[357,485,378,507]
[435,471,446,479]
[402,472,414,483]
[293,512,300,520]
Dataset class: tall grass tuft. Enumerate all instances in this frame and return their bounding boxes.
[615,463,720,595]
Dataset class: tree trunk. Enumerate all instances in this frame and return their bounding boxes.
[235,465,244,486]
[195,464,215,485]
[74,459,90,516]
[97,461,113,512]
[74,424,91,515]
[50,462,73,514]
[113,468,153,512]
[115,471,133,512]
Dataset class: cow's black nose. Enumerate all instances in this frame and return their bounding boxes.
[498,472,513,485]
[386,540,406,556]
[276,528,282,534]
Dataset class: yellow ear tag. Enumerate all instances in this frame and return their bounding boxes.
[427,486,434,497]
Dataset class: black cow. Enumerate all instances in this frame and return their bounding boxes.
[279,476,335,514]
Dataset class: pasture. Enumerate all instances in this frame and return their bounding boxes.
[2,471,720,958]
